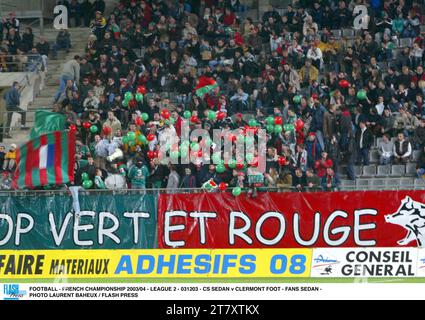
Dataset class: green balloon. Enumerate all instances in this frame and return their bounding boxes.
[246,153,254,162]
[90,125,98,133]
[208,110,217,121]
[141,113,149,122]
[212,153,222,164]
[216,164,226,173]
[204,137,212,147]
[127,131,136,141]
[228,159,237,169]
[125,92,134,101]
[293,95,302,104]
[245,136,255,145]
[357,90,367,100]
[135,93,144,102]
[265,116,275,125]
[274,125,283,134]
[266,124,275,132]
[190,142,200,152]
[183,110,192,119]
[248,119,258,127]
[170,150,180,159]
[169,117,176,125]
[122,99,129,107]
[82,180,93,189]
[232,187,242,196]
[122,136,129,144]
[81,172,89,181]
[181,140,190,148]
[138,135,148,144]
[284,124,295,132]
[128,141,136,147]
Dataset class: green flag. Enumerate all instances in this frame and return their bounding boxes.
[30,110,66,139]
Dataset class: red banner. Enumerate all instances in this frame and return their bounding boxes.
[157,191,425,249]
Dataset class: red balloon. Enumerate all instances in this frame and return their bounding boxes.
[278,156,287,166]
[102,126,112,135]
[236,163,245,170]
[137,85,147,95]
[197,150,203,158]
[275,116,283,125]
[339,79,350,88]
[250,157,259,167]
[83,122,91,129]
[226,134,236,143]
[135,117,143,126]
[69,124,77,132]
[217,111,226,120]
[161,109,171,119]
[128,99,137,108]
[190,115,199,123]
[147,134,155,141]
[218,182,228,191]
[147,151,155,159]
[295,119,305,131]
[153,150,159,158]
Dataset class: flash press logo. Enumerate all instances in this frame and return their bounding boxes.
[3,284,27,300]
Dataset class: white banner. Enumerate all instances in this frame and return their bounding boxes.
[311,248,418,278]
[2,283,425,300]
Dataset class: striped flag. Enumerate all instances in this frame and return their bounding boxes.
[14,131,76,189]
[195,76,219,98]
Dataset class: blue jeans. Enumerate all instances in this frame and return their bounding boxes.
[357,148,370,166]
[52,40,71,58]
[54,75,72,102]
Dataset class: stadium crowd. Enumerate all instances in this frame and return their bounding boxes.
[2,0,425,193]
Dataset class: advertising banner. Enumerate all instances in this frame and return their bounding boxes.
[0,249,312,279]
[0,193,157,249]
[158,191,425,249]
[310,248,418,277]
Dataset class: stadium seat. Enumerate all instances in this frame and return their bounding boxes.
[399,38,413,47]
[406,163,417,176]
[331,30,342,39]
[354,166,362,176]
[421,25,425,34]
[391,165,405,176]
[362,165,377,177]
[375,137,383,148]
[372,179,387,188]
[413,150,421,162]
[356,179,370,189]
[377,165,391,176]
[414,178,425,188]
[400,178,414,188]
[342,28,355,38]
[369,150,379,163]
[341,180,356,187]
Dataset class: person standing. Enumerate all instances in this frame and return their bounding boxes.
[167,164,180,193]
[54,55,81,103]
[3,82,28,138]
[355,121,374,166]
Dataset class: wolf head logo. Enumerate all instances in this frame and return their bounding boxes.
[385,196,425,247]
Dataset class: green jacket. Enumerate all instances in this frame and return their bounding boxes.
[128,165,149,188]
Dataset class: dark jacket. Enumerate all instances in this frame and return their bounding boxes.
[355,128,374,149]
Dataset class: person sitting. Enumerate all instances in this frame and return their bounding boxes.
[52,29,71,59]
[393,132,412,165]
[378,134,394,165]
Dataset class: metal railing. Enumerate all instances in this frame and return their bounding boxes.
[0,185,423,196]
